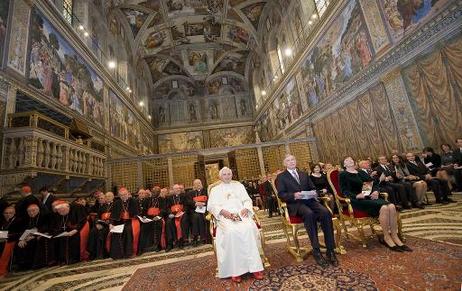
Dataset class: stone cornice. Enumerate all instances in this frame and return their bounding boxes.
[108,136,316,163]
[154,120,254,135]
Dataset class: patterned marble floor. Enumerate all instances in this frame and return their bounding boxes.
[0,193,460,291]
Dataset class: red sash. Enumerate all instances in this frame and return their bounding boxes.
[131,218,140,256]
[170,204,183,214]
[121,211,130,220]
[193,195,208,203]
[80,221,90,261]
[0,242,15,276]
[101,212,111,221]
[147,207,160,217]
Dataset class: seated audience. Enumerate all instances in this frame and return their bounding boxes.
[109,188,140,259]
[391,154,426,208]
[405,153,454,204]
[454,138,462,191]
[15,204,51,270]
[0,206,22,277]
[422,147,453,191]
[374,156,417,210]
[340,157,411,252]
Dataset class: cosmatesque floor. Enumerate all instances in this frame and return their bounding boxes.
[0,193,461,291]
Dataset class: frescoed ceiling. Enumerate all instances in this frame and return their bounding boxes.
[109,0,269,92]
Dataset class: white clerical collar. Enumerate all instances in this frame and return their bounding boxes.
[43,193,50,204]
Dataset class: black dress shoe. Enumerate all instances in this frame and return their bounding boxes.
[326,251,339,267]
[193,239,199,247]
[415,203,425,209]
[445,198,456,203]
[165,245,173,252]
[312,249,329,268]
[379,238,403,252]
[398,244,413,252]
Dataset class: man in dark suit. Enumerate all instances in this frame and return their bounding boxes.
[405,153,454,204]
[374,156,418,209]
[39,186,56,214]
[276,155,337,268]
[454,138,462,191]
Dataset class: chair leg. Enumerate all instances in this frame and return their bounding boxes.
[357,224,367,248]
[333,218,347,254]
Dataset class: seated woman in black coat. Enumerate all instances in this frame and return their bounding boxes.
[310,163,335,211]
[339,157,411,252]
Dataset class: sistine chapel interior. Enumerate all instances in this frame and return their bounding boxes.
[0,0,461,290]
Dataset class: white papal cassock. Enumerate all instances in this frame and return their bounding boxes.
[207,181,264,278]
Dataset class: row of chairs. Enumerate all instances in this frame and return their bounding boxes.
[206,169,404,270]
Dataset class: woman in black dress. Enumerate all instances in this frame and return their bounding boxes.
[310,164,335,211]
[339,157,411,252]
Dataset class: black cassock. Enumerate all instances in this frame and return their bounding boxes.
[138,196,163,254]
[87,202,112,260]
[164,194,194,248]
[50,204,88,265]
[109,198,140,259]
[14,212,52,270]
[0,216,23,276]
[187,188,210,244]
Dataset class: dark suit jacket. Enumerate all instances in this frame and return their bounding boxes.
[42,194,56,214]
[406,160,429,180]
[454,148,462,165]
[374,164,398,183]
[276,169,317,216]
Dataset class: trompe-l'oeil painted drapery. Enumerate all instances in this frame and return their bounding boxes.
[313,35,462,163]
[403,36,462,149]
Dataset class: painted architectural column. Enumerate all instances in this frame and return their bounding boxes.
[381,69,423,151]
[5,84,17,123]
[305,123,320,162]
[6,0,31,76]
[136,160,143,188]
[255,130,266,176]
[167,157,174,186]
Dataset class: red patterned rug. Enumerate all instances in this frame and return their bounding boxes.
[123,237,462,290]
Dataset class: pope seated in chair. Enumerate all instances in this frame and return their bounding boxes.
[207,167,264,283]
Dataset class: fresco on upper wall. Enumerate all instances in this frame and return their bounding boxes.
[207,75,245,95]
[158,131,203,154]
[299,0,373,104]
[122,8,149,37]
[109,89,141,149]
[241,2,265,30]
[0,0,10,67]
[209,126,255,148]
[272,78,302,132]
[28,9,104,127]
[380,0,448,42]
[255,111,274,142]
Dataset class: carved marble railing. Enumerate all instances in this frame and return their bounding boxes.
[2,111,106,178]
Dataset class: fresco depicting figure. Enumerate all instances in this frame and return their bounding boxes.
[28,9,104,127]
